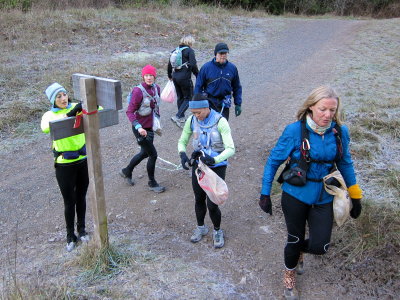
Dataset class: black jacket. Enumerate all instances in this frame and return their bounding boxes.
[167,45,199,80]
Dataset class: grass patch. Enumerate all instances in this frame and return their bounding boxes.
[377,168,400,196]
[74,243,134,284]
[359,117,400,139]
[3,282,83,299]
[349,125,379,143]
[73,242,156,285]
[328,199,400,287]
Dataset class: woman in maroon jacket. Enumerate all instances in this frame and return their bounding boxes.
[119,65,165,193]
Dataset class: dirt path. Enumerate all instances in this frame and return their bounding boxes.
[0,18,371,299]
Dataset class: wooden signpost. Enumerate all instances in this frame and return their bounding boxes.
[49,74,122,249]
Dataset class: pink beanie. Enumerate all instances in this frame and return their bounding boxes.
[141,64,157,78]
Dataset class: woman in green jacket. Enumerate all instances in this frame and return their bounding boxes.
[41,83,89,252]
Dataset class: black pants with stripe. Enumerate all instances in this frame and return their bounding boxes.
[281,191,333,269]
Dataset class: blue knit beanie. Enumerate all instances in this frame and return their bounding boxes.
[45,83,67,106]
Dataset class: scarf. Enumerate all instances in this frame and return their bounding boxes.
[306,114,331,135]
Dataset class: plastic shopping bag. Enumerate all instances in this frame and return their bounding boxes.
[196,160,228,205]
[160,80,177,103]
[323,170,352,227]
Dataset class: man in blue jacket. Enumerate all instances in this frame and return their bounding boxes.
[194,42,242,120]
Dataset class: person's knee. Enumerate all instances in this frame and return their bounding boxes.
[285,232,303,253]
[308,242,330,255]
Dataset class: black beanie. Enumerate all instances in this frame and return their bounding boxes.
[214,43,229,55]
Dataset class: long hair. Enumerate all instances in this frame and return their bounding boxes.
[296,86,342,125]
[180,35,195,47]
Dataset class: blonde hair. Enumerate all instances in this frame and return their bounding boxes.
[180,35,195,47]
[296,85,342,125]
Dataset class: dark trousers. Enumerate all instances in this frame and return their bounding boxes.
[281,191,333,269]
[173,77,193,118]
[55,159,89,242]
[209,100,230,120]
[191,162,227,229]
[126,127,157,182]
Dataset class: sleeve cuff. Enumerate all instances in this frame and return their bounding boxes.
[348,184,362,199]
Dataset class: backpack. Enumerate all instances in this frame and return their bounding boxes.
[126,84,160,117]
[170,46,189,69]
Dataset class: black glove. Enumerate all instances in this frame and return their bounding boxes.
[259,194,272,215]
[191,150,203,161]
[179,152,190,170]
[66,102,82,117]
[350,198,362,219]
[200,152,215,165]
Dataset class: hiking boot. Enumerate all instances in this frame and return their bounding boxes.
[296,252,304,275]
[213,229,224,248]
[79,231,90,243]
[171,116,185,129]
[119,168,134,186]
[190,225,209,243]
[148,180,166,193]
[283,269,298,300]
[66,241,76,252]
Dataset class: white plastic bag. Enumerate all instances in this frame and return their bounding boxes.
[160,80,177,103]
[196,160,229,205]
[152,112,162,136]
[323,170,352,227]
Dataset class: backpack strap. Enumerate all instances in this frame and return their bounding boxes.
[298,119,311,173]
[333,124,343,161]
[295,120,343,171]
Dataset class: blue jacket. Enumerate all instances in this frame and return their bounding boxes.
[261,120,357,205]
[194,58,242,107]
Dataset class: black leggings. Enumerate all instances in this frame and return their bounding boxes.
[191,162,227,229]
[55,159,89,241]
[281,191,333,269]
[126,126,157,182]
[173,77,193,118]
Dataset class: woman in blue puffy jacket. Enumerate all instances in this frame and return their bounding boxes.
[259,86,363,299]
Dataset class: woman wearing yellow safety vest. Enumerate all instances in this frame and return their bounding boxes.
[41,83,90,252]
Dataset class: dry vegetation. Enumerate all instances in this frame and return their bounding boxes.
[326,17,400,296]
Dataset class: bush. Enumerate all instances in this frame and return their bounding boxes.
[1,0,399,17]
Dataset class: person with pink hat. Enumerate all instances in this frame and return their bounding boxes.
[119,65,166,193]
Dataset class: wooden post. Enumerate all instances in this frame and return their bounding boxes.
[80,77,109,248]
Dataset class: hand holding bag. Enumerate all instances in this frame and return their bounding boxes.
[196,160,228,205]
[323,170,352,227]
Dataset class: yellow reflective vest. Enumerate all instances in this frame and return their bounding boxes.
[41,103,86,164]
